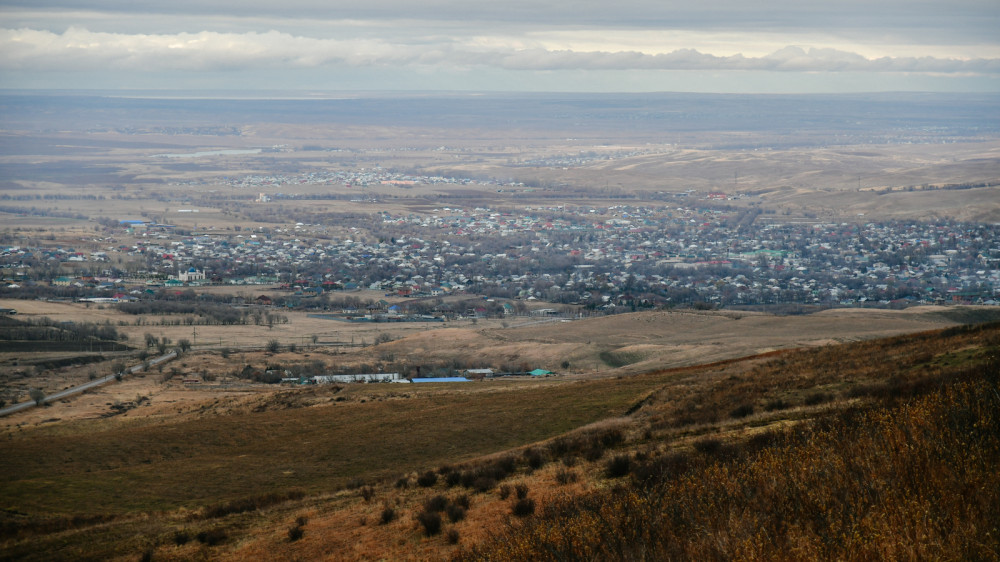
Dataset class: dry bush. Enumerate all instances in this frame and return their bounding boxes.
[423,495,448,513]
[511,498,535,517]
[604,454,631,478]
[416,511,442,536]
[379,505,396,525]
[555,468,579,485]
[416,470,438,487]
[446,503,466,523]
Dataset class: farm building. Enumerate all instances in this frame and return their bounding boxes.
[312,373,407,384]
[411,377,470,383]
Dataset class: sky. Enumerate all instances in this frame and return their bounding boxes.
[1,0,998,93]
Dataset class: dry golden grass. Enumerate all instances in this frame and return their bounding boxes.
[3,322,996,561]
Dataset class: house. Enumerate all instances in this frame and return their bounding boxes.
[411,377,470,383]
[529,369,554,376]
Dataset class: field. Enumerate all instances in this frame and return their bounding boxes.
[2,295,991,428]
[1,319,997,560]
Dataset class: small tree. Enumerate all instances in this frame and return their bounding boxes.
[178,338,192,353]
[266,339,281,353]
[29,388,46,406]
[112,361,127,381]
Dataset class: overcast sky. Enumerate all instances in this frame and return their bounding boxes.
[1,0,998,93]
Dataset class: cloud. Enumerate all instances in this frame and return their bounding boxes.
[3,1,998,43]
[2,27,997,76]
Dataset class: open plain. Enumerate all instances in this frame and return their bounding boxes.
[1,91,999,560]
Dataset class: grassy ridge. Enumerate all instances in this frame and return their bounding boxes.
[460,328,1000,560]
[461,377,999,560]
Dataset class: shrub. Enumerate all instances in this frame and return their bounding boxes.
[446,504,466,523]
[395,477,409,489]
[417,470,438,488]
[173,530,191,545]
[445,471,462,487]
[498,484,511,500]
[693,437,722,455]
[196,528,227,546]
[599,428,625,448]
[764,399,789,411]
[515,483,530,500]
[730,404,755,419]
[452,494,470,509]
[630,451,692,488]
[287,525,304,542]
[472,476,496,493]
[556,468,579,485]
[805,392,833,406]
[524,448,546,471]
[512,498,535,517]
[417,511,442,536]
[424,495,448,513]
[380,505,396,525]
[359,486,375,502]
[605,454,631,478]
[447,528,461,545]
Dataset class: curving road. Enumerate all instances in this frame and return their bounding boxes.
[0,351,177,417]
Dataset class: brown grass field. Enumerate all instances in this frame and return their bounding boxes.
[1,312,998,560]
[2,297,990,429]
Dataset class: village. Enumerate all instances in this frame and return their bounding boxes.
[1,199,999,315]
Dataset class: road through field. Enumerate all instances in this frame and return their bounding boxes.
[0,351,176,417]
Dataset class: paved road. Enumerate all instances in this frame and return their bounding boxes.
[0,351,177,417]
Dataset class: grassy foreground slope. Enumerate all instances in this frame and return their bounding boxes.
[1,322,998,560]
[462,324,1000,561]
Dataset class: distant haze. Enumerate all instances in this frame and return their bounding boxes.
[0,0,998,92]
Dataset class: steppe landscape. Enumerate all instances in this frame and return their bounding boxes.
[1,91,998,560]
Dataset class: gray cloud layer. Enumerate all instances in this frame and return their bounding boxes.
[1,28,996,75]
[3,0,997,39]
[1,1,997,91]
